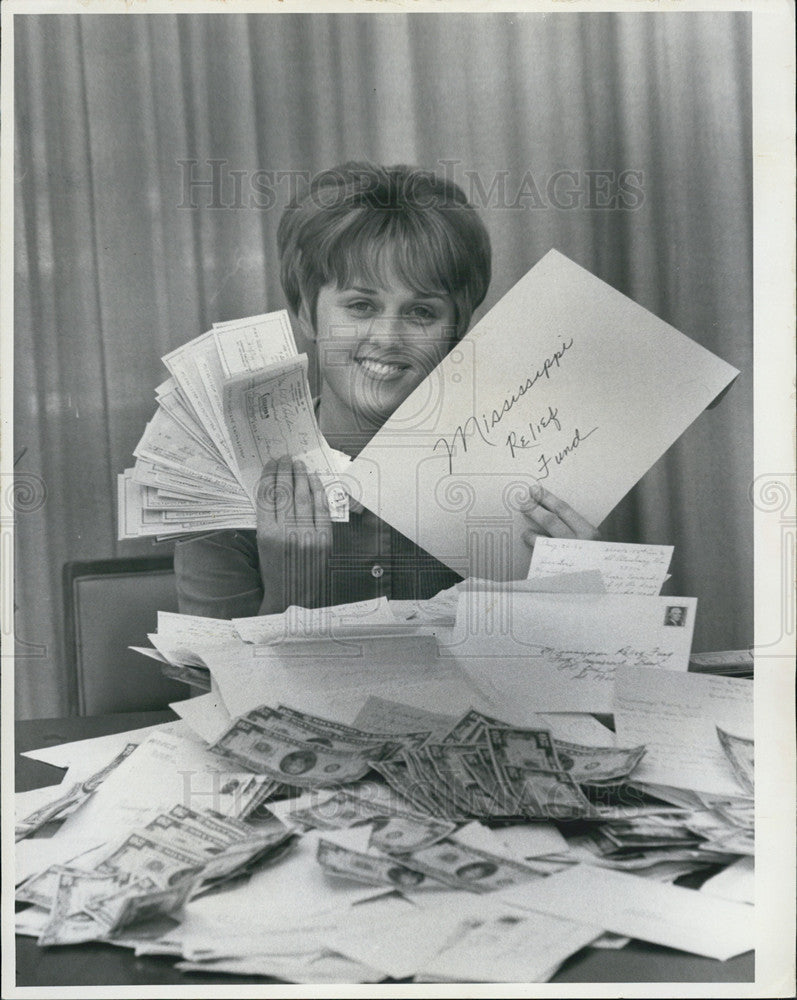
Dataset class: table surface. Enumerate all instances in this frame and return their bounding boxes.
[15,711,755,988]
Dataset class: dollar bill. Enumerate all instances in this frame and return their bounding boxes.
[399,750,470,821]
[550,740,646,784]
[459,746,520,812]
[716,726,754,795]
[145,813,232,857]
[199,825,296,884]
[168,803,252,843]
[212,718,375,787]
[316,838,438,890]
[421,743,513,819]
[246,704,389,758]
[95,832,204,890]
[441,708,512,745]
[367,812,457,854]
[402,839,543,894]
[17,864,128,910]
[238,783,292,825]
[38,870,124,946]
[88,874,198,936]
[486,727,594,819]
[367,758,441,817]
[276,704,431,755]
[15,783,86,841]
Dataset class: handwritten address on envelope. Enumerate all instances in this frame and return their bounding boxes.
[347,250,739,580]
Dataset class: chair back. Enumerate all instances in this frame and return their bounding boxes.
[63,557,189,715]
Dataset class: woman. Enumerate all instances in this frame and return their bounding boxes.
[175,162,598,619]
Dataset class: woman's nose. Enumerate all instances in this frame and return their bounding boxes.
[366,314,407,344]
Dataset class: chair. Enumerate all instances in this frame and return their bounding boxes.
[63,556,190,715]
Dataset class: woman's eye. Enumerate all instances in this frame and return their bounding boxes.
[347,300,375,315]
[406,305,436,322]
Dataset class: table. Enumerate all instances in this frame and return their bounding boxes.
[15,712,755,988]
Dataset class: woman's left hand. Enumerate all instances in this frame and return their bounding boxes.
[519,484,600,550]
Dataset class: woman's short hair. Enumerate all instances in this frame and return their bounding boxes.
[277,162,491,339]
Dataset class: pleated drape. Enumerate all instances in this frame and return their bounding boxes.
[14,11,753,718]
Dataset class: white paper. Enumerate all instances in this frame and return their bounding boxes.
[700,856,754,905]
[415,907,601,982]
[491,822,570,861]
[179,831,386,940]
[348,249,738,580]
[20,720,185,772]
[528,537,673,596]
[232,597,403,645]
[169,692,231,744]
[443,592,696,713]
[503,863,754,961]
[613,666,753,796]
[351,696,459,737]
[463,570,607,595]
[200,635,498,721]
[22,730,269,878]
[222,353,347,518]
[157,610,240,644]
[323,896,491,980]
[176,952,384,984]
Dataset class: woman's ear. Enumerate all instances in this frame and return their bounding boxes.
[296,300,316,342]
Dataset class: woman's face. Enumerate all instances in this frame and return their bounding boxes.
[309,267,457,433]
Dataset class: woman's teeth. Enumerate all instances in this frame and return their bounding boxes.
[357,357,407,377]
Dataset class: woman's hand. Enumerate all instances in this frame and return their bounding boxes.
[519,483,600,551]
[255,456,332,613]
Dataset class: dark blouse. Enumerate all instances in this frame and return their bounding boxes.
[174,506,462,619]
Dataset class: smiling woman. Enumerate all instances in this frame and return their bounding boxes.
[173,161,600,618]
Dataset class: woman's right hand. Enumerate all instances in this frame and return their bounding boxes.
[255,456,332,614]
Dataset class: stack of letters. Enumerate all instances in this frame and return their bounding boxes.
[118,310,348,540]
[15,544,754,981]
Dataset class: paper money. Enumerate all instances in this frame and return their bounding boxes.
[246,705,390,758]
[94,832,204,890]
[87,874,197,936]
[402,839,543,894]
[212,718,375,787]
[367,813,457,855]
[15,783,87,842]
[316,838,438,890]
[17,864,126,910]
[441,708,512,745]
[38,869,124,946]
[486,728,595,819]
[550,740,646,785]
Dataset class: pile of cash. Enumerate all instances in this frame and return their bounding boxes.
[209,704,645,822]
[15,694,755,979]
[17,804,296,946]
[316,828,548,895]
[118,310,348,539]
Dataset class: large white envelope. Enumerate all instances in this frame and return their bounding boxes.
[347,250,739,580]
[442,591,696,714]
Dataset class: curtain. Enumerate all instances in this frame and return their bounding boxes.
[14,11,753,718]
